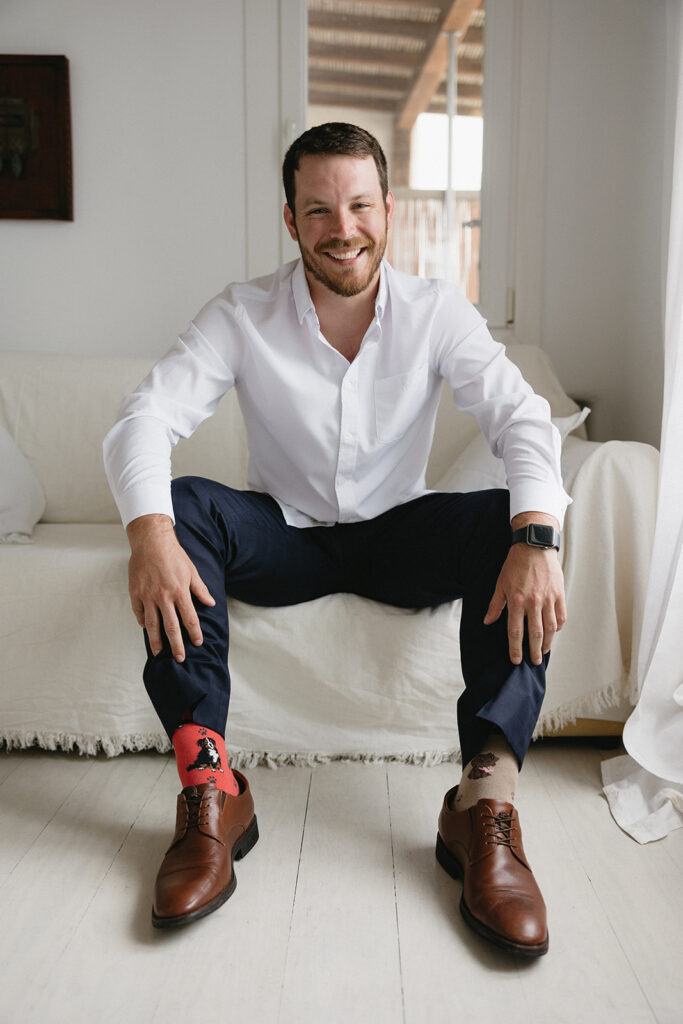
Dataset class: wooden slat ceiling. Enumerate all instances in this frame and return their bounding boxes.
[308,0,485,124]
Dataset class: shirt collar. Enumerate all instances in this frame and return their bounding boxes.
[292,258,315,324]
[375,260,388,320]
[291,257,389,325]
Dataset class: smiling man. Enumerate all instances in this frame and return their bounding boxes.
[104,123,568,956]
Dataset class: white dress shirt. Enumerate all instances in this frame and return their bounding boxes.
[103,258,570,530]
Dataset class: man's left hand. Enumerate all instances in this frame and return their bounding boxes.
[484,513,566,666]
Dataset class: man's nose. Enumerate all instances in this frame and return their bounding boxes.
[329,207,355,238]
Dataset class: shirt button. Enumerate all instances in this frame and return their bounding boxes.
[344,432,353,441]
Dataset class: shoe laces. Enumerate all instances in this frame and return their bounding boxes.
[484,810,518,849]
[182,788,210,831]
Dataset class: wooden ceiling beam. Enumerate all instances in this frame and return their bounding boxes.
[308,43,418,69]
[310,46,481,82]
[308,11,437,41]
[308,91,397,113]
[456,25,483,48]
[430,82,482,103]
[309,69,409,93]
[308,0,448,10]
[442,0,482,34]
[396,0,482,132]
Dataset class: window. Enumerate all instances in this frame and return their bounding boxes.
[306,0,485,304]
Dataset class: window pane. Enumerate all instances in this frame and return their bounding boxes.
[306,0,484,303]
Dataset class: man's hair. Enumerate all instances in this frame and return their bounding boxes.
[282,122,389,213]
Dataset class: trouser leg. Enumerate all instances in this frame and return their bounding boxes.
[143,479,545,766]
[345,490,547,768]
[142,476,345,739]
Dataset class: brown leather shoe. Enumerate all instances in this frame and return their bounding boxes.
[436,788,549,956]
[152,771,258,928]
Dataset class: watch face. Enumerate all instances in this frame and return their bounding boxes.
[528,524,556,547]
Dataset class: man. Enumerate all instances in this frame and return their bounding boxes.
[103,123,568,956]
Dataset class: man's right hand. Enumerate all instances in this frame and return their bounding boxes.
[126,514,216,663]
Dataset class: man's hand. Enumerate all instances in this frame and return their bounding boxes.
[126,514,215,663]
[484,512,566,666]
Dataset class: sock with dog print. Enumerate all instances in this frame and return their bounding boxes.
[454,733,519,810]
[172,723,239,796]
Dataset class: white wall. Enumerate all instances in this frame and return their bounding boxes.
[0,0,669,446]
[540,0,666,445]
[0,0,247,357]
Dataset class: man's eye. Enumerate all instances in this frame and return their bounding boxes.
[308,208,327,215]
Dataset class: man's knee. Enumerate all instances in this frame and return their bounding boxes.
[488,489,512,543]
[447,488,510,541]
[171,475,204,505]
[458,488,511,573]
[170,476,216,529]
[475,487,510,525]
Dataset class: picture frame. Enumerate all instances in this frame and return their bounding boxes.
[0,55,73,220]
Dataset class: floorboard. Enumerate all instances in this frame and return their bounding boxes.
[533,741,683,1024]
[0,744,680,1024]
[388,762,529,1024]
[1,751,164,1018]
[0,749,93,885]
[511,747,659,1024]
[24,760,312,1024]
[278,763,404,1024]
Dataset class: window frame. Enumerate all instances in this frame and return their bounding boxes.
[479,0,549,340]
[245,0,549,343]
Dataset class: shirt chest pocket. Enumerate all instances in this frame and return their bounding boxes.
[374,364,429,445]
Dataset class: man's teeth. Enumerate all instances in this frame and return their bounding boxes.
[327,248,362,261]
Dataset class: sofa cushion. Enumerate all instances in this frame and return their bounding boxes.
[0,421,46,542]
[0,352,248,523]
[0,345,578,523]
[426,344,583,487]
[433,407,591,495]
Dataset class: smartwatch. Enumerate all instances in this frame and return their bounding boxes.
[510,523,561,550]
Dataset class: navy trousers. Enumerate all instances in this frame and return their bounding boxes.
[143,477,547,768]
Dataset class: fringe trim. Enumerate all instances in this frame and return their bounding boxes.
[534,679,629,738]
[0,729,171,757]
[227,748,462,769]
[0,728,460,766]
[0,680,630,763]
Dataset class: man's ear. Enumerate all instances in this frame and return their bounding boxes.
[385,189,395,230]
[283,204,298,242]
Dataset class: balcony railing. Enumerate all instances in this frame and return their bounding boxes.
[386,189,481,304]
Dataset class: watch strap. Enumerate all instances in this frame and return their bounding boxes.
[510,524,561,550]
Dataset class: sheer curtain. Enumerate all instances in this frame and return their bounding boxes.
[602,0,683,842]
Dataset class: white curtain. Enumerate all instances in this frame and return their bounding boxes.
[602,0,683,843]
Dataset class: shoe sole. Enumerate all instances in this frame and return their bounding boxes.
[152,815,259,929]
[435,832,549,958]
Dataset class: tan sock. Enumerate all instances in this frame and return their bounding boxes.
[454,734,519,810]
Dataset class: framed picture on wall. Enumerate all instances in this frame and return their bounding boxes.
[0,55,73,220]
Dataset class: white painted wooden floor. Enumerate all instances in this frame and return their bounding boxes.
[0,741,681,1024]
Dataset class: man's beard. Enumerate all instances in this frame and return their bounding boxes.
[296,225,387,298]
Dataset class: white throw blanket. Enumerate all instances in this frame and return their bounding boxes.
[0,436,658,764]
[543,438,658,729]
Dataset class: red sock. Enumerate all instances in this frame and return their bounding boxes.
[172,723,239,796]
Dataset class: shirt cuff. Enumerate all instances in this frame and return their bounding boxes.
[508,482,571,530]
[114,483,176,530]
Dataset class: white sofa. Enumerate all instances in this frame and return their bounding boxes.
[0,347,658,765]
